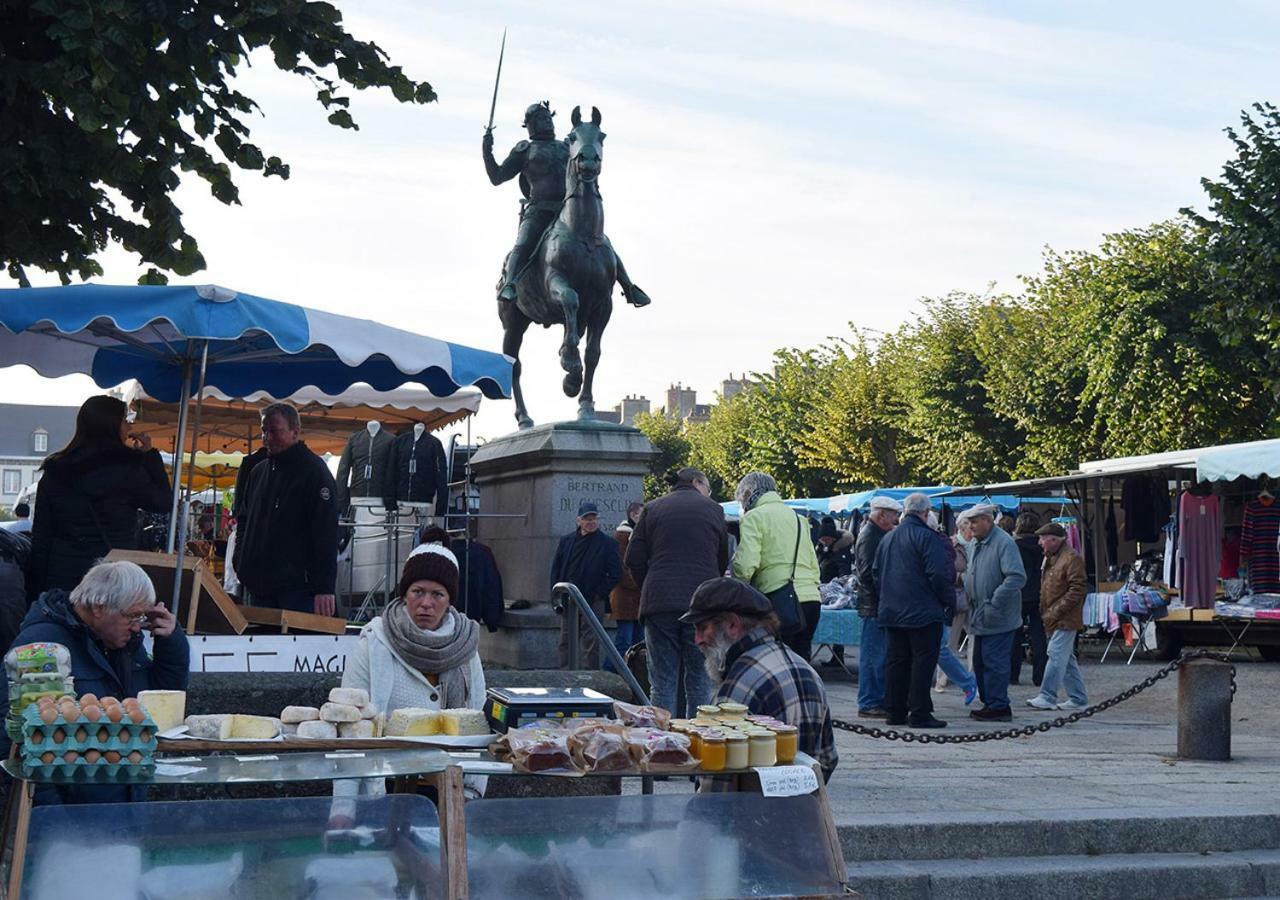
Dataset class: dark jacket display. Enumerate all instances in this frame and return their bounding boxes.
[28,442,171,603]
[335,426,395,512]
[815,530,855,584]
[234,441,339,597]
[550,528,622,605]
[0,589,189,803]
[1014,534,1044,609]
[626,485,730,618]
[382,429,449,515]
[854,521,889,618]
[452,538,504,632]
[872,514,952,629]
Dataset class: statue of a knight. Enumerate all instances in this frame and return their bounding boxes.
[483,101,650,307]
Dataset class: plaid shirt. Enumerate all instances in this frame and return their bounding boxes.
[713,626,838,781]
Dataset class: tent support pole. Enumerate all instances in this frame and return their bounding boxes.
[172,341,210,625]
[166,347,195,553]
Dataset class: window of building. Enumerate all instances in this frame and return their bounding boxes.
[2,470,21,495]
[32,430,48,453]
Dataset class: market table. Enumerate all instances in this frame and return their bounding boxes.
[812,607,861,677]
[0,748,462,899]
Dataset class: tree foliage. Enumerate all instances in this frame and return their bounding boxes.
[1,0,435,285]
[632,410,691,500]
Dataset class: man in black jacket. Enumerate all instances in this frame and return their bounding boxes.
[234,404,338,616]
[853,496,902,718]
[551,502,622,668]
[626,468,729,716]
[1011,512,1047,686]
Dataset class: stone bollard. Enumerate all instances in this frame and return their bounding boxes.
[1177,658,1232,760]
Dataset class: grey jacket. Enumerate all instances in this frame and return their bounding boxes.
[963,526,1027,636]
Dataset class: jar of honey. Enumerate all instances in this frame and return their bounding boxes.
[748,730,777,767]
[772,724,799,764]
[696,705,722,718]
[699,733,726,772]
[688,729,703,760]
[718,701,749,719]
[724,732,749,770]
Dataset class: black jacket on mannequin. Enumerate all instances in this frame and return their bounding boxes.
[334,427,395,512]
[382,429,448,515]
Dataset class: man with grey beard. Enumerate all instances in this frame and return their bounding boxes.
[684,577,837,781]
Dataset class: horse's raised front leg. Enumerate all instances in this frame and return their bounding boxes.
[546,270,583,397]
[613,250,650,307]
[500,309,535,429]
[577,307,611,421]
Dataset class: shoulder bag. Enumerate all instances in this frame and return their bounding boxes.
[766,516,805,637]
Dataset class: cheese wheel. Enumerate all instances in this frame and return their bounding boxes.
[280,705,321,724]
[184,715,231,740]
[438,708,489,736]
[281,722,299,736]
[338,719,375,739]
[228,714,281,739]
[137,690,186,732]
[319,702,361,724]
[296,720,338,740]
[328,687,370,708]
[385,708,439,737]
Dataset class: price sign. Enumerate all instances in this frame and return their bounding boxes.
[754,765,819,797]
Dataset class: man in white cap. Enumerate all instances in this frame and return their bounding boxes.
[962,503,1026,721]
[853,495,903,718]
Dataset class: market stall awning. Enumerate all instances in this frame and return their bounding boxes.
[1196,438,1280,483]
[159,451,244,489]
[126,382,482,456]
[826,486,954,514]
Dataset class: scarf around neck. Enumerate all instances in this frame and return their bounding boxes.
[382,602,479,708]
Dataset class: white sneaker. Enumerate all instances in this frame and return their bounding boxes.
[1057,700,1087,711]
[1025,696,1058,710]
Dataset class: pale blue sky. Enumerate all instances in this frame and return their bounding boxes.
[8,0,1279,441]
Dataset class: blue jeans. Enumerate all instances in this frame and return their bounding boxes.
[972,629,1016,711]
[645,612,712,717]
[937,625,976,694]
[605,620,643,674]
[1038,629,1088,706]
[857,615,887,711]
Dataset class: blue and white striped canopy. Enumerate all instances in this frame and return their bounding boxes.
[0,283,513,402]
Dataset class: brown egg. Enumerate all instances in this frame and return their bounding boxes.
[40,751,54,764]
[51,727,65,744]
[104,751,121,764]
[74,727,87,743]
[139,729,152,743]
[127,750,142,765]
[122,697,140,709]
[36,696,54,708]
[101,696,119,708]
[83,705,102,723]
[96,727,109,743]
[117,727,131,742]
[84,749,101,764]
[79,693,99,706]
[29,729,43,745]
[58,701,79,720]
[38,706,56,725]
[62,750,78,764]
[127,707,145,724]
[105,705,123,723]
[57,695,74,705]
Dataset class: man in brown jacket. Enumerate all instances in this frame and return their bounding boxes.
[1026,523,1089,711]
[608,502,645,670]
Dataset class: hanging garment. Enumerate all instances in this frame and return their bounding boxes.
[1105,498,1119,568]
[382,429,449,514]
[452,538,505,632]
[1220,530,1242,580]
[1066,522,1082,555]
[334,427,396,512]
[1163,521,1177,588]
[1121,475,1164,544]
[1241,498,1280,594]
[1178,492,1221,609]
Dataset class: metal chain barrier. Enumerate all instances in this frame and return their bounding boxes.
[830,649,1237,744]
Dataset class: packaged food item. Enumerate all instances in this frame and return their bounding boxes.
[5,643,72,681]
[724,732,749,769]
[772,724,799,763]
[612,700,671,730]
[748,730,777,767]
[625,728,696,772]
[506,728,582,775]
[438,708,489,736]
[280,706,320,724]
[567,724,632,773]
[699,732,726,772]
[137,690,186,733]
[328,687,371,707]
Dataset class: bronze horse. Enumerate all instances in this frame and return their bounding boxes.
[499,106,635,428]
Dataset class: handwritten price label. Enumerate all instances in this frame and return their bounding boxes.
[755,765,818,797]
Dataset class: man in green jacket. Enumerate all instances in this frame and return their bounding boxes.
[731,472,822,660]
[962,504,1027,721]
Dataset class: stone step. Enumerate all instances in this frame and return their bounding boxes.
[837,805,1280,862]
[846,848,1280,900]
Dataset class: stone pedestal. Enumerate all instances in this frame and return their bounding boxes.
[470,420,654,668]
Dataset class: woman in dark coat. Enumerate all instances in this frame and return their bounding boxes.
[27,395,171,602]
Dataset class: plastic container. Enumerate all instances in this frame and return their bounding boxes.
[699,733,726,772]
[724,732,748,770]
[21,706,157,777]
[772,725,799,764]
[748,731,777,767]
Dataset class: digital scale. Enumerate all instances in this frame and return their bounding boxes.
[484,686,616,732]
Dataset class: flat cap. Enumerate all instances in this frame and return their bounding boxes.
[1036,522,1067,538]
[959,502,998,520]
[679,577,773,625]
[869,496,904,512]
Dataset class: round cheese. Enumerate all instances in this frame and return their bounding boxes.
[328,687,370,708]
[319,702,361,723]
[281,705,321,724]
[296,720,338,740]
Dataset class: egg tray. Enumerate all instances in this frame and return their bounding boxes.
[21,707,158,762]
[20,758,157,779]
